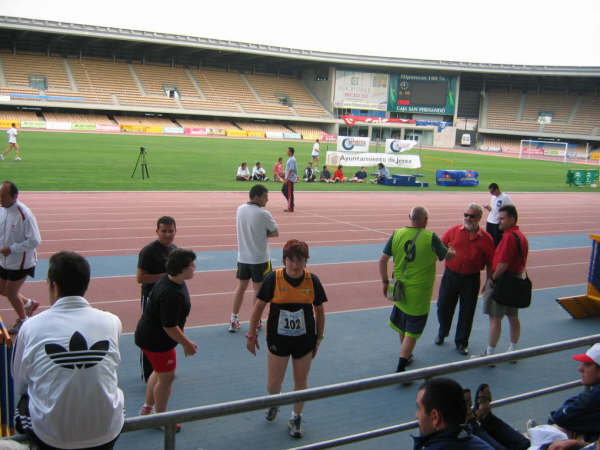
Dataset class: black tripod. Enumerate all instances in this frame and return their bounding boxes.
[131,147,150,179]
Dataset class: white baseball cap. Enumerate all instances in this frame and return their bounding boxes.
[572,343,600,365]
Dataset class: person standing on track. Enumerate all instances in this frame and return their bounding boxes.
[1,123,22,161]
[229,184,279,332]
[136,216,177,381]
[282,147,297,213]
[435,203,494,356]
[379,206,455,375]
[135,249,198,431]
[483,183,513,247]
[246,239,327,439]
[0,181,41,335]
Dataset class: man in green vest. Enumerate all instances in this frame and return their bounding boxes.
[379,206,455,374]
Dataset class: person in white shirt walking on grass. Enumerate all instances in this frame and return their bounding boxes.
[0,181,41,334]
[2,123,22,161]
[229,184,279,332]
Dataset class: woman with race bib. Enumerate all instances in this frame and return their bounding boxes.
[246,239,327,439]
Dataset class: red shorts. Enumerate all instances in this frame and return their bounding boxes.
[142,348,177,373]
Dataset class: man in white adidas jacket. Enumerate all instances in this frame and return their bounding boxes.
[0,181,41,334]
[12,251,124,449]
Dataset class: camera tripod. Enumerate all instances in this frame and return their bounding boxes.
[131,147,150,179]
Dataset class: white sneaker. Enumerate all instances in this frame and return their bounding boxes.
[14,157,21,161]
[228,319,241,332]
[0,154,4,160]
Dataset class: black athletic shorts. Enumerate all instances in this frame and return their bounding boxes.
[236,261,272,282]
[0,265,35,282]
[267,333,317,360]
[389,305,428,338]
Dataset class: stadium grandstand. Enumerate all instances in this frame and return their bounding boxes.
[0,15,598,160]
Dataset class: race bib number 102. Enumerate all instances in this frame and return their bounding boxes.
[277,309,307,336]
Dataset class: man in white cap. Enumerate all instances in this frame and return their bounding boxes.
[526,343,600,449]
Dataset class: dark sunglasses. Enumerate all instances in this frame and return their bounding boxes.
[464,213,478,219]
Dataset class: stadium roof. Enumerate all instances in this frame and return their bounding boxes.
[2,15,600,78]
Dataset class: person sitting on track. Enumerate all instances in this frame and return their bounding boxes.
[273,157,285,183]
[246,239,327,439]
[236,162,251,181]
[332,165,347,183]
[134,249,198,432]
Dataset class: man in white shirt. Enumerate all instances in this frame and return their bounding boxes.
[12,251,124,449]
[483,183,513,247]
[252,161,268,181]
[0,181,41,335]
[1,123,21,161]
[229,184,279,332]
[311,139,320,165]
[236,162,251,181]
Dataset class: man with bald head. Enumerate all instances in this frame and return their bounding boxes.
[379,206,455,374]
[435,203,494,356]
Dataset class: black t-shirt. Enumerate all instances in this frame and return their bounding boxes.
[134,274,191,352]
[354,170,367,179]
[137,240,176,297]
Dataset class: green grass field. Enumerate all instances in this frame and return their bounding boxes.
[1,130,598,192]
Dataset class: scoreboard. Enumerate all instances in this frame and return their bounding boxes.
[388,74,456,115]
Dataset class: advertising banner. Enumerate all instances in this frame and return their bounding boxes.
[208,128,226,136]
[0,120,16,128]
[341,116,415,127]
[46,121,71,130]
[163,127,184,134]
[302,134,321,141]
[385,139,418,153]
[21,121,46,129]
[120,125,146,133]
[266,131,283,139]
[226,129,247,137]
[388,74,457,115]
[320,133,337,143]
[96,124,120,132]
[145,126,164,134]
[185,128,208,136]
[334,71,389,110]
[336,136,370,152]
[71,123,96,131]
[283,132,301,139]
[0,96,10,102]
[326,151,421,168]
[246,131,265,138]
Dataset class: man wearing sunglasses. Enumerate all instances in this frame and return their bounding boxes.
[435,204,494,356]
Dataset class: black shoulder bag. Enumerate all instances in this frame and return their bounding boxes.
[492,232,532,308]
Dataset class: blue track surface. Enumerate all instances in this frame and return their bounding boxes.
[100,232,594,449]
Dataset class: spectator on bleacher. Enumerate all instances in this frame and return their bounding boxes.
[379,206,455,374]
[136,216,177,382]
[134,249,198,432]
[435,204,494,356]
[0,181,41,335]
[464,384,530,450]
[371,162,390,184]
[282,147,297,213]
[1,123,22,161]
[332,165,347,183]
[252,161,269,181]
[236,162,251,181]
[12,251,124,449]
[273,157,285,182]
[414,378,493,449]
[350,167,368,183]
[303,162,316,182]
[246,239,327,439]
[311,138,320,165]
[526,343,600,449]
[483,183,513,247]
[478,205,528,361]
[320,165,333,183]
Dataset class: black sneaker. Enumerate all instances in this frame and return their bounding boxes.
[434,335,444,345]
[456,344,469,356]
[288,415,304,438]
[265,407,279,422]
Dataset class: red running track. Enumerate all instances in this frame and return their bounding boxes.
[2,190,597,331]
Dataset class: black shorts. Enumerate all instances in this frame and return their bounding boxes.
[389,305,428,338]
[0,265,35,281]
[267,334,317,359]
[236,261,272,282]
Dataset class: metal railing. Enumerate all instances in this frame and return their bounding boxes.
[4,334,598,449]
